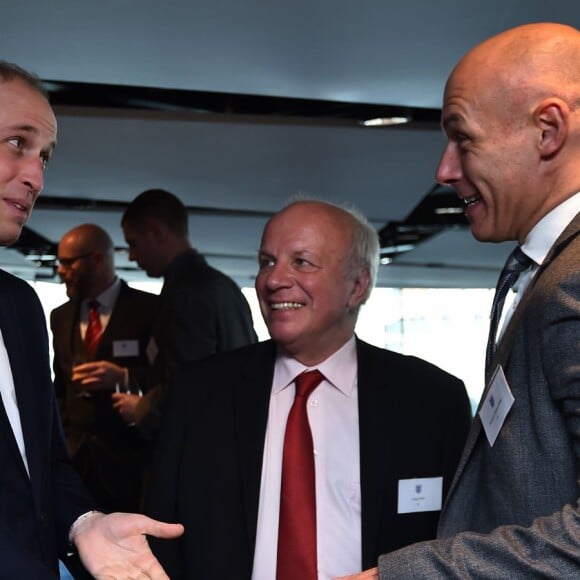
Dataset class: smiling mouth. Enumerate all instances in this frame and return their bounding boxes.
[6,199,30,215]
[270,302,304,310]
[463,194,482,207]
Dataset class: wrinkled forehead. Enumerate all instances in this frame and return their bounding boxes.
[263,203,353,242]
[0,78,57,137]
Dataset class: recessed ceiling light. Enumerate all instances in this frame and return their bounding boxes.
[362,116,411,127]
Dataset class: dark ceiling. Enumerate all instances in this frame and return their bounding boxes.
[1,1,578,287]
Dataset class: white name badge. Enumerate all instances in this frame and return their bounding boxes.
[112,339,139,357]
[478,365,515,447]
[397,477,443,514]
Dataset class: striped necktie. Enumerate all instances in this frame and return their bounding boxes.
[485,246,532,371]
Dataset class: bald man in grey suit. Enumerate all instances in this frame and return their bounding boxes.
[344,22,580,580]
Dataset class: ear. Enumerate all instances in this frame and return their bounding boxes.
[148,217,167,242]
[534,98,569,159]
[347,268,371,310]
[91,251,105,267]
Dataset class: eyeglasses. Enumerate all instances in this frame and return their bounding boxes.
[57,252,93,268]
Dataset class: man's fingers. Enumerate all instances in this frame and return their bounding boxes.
[143,520,184,539]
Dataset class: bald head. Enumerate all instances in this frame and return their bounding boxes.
[57,224,116,299]
[448,23,580,118]
[437,23,580,243]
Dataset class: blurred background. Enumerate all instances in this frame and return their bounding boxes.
[3,1,578,407]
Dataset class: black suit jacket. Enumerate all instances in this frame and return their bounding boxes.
[0,269,94,577]
[50,280,159,511]
[135,249,257,437]
[146,338,471,579]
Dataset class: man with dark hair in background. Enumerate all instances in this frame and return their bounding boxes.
[113,188,257,437]
[0,61,182,578]
[52,223,158,513]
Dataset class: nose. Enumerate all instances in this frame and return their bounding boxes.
[257,260,293,293]
[21,157,44,196]
[435,142,461,186]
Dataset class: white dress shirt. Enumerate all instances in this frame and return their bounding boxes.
[498,192,580,338]
[0,328,29,474]
[252,336,361,580]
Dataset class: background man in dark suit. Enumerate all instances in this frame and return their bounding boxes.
[113,188,257,437]
[344,22,580,580]
[0,61,182,577]
[145,199,471,579]
[52,223,159,512]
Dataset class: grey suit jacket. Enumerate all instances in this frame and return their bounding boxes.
[378,213,580,578]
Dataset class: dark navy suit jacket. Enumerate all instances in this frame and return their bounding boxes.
[0,269,94,577]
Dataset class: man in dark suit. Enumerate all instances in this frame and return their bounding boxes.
[346,22,580,580]
[51,223,159,512]
[145,200,472,579]
[0,61,182,577]
[113,188,257,437]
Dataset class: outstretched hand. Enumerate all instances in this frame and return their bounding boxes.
[72,512,184,579]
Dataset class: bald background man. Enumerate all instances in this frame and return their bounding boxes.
[51,223,159,512]
[344,22,580,579]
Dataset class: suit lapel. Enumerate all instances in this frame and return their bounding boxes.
[443,213,580,513]
[95,280,128,357]
[0,287,46,504]
[58,298,82,365]
[356,339,398,567]
[494,212,580,371]
[233,340,277,552]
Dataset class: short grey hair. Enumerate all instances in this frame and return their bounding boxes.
[345,204,380,302]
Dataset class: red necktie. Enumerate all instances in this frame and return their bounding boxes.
[85,299,102,358]
[277,369,324,580]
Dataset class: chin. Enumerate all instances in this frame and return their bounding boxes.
[1,228,24,246]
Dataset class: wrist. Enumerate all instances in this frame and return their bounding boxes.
[69,510,104,544]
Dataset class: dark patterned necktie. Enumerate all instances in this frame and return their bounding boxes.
[485,246,532,371]
[85,299,103,358]
[276,369,324,580]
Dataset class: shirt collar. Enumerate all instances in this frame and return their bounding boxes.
[522,192,580,266]
[272,335,358,398]
[84,277,121,312]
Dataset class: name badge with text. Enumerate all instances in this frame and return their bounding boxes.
[479,365,515,447]
[397,477,443,514]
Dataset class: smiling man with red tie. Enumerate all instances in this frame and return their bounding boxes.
[146,199,472,579]
[51,223,160,513]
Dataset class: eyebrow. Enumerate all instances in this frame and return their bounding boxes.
[7,123,57,155]
[441,112,464,131]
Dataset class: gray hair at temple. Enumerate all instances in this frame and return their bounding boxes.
[343,203,380,303]
[0,61,48,98]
